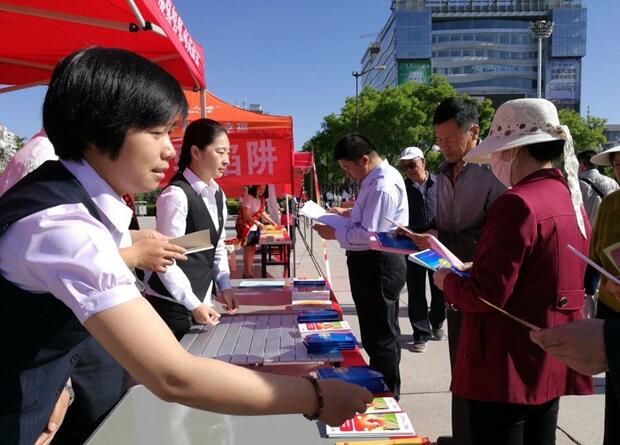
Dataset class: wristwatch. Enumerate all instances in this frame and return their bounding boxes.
[63,383,75,406]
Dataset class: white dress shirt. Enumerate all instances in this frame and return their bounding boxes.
[0,159,139,323]
[146,168,231,308]
[0,130,58,197]
[335,159,408,251]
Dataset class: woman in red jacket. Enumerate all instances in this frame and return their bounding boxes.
[433,99,593,445]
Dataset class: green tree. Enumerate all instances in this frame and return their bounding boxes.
[303,76,494,187]
[558,108,607,152]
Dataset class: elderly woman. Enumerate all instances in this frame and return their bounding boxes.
[432,99,593,445]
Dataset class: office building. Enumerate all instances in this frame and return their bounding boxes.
[360,0,586,111]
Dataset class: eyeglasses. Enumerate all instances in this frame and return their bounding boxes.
[399,161,418,171]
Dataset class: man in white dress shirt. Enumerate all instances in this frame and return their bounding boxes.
[314,133,408,398]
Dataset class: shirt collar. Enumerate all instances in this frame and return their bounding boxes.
[361,159,387,189]
[183,168,219,197]
[60,159,133,236]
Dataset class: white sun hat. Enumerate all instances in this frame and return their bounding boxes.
[398,146,424,161]
[465,98,585,238]
[590,145,620,166]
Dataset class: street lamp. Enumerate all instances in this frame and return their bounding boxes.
[529,20,553,99]
[352,65,386,128]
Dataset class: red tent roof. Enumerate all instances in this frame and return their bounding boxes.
[0,0,205,91]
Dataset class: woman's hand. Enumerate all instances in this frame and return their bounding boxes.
[121,239,187,272]
[220,289,240,315]
[191,304,221,326]
[35,378,72,445]
[130,229,168,243]
[327,207,349,217]
[433,268,452,290]
[313,380,373,427]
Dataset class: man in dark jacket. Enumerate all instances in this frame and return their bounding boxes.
[398,147,445,353]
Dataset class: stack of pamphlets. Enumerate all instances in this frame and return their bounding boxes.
[326,412,415,438]
[304,332,357,353]
[292,286,332,309]
[293,277,326,286]
[298,320,351,335]
[316,366,389,393]
[238,280,286,288]
[297,309,340,323]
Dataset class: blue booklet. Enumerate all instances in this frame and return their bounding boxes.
[317,366,389,393]
[304,332,358,353]
[409,249,469,277]
[371,232,419,254]
[297,309,340,323]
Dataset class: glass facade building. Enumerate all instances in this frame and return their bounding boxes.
[360,0,586,111]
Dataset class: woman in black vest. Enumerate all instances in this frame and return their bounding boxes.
[146,119,239,339]
[0,48,372,445]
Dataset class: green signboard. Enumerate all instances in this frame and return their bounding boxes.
[398,59,431,85]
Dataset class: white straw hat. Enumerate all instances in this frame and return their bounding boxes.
[590,145,620,166]
[466,98,586,238]
[465,99,565,164]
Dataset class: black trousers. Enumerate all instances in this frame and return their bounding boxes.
[54,338,127,445]
[469,398,559,445]
[145,294,194,341]
[347,250,406,398]
[597,301,620,445]
[446,308,472,445]
[405,260,445,341]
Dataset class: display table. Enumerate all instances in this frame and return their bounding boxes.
[258,228,291,278]
[85,278,370,444]
[85,385,335,445]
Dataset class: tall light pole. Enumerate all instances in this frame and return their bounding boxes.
[529,20,553,99]
[352,65,386,128]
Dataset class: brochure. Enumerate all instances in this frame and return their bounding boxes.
[238,280,286,288]
[370,232,419,255]
[170,229,213,254]
[365,397,403,414]
[603,240,620,274]
[298,320,351,334]
[326,412,415,438]
[300,200,347,230]
[408,249,469,278]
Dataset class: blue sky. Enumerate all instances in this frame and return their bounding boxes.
[0,0,617,148]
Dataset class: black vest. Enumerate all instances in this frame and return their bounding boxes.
[0,161,103,444]
[148,172,224,304]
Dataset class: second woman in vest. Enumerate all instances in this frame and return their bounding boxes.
[146,118,239,340]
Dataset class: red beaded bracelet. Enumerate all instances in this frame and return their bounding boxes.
[302,375,324,421]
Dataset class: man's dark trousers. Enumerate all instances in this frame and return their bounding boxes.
[347,250,406,398]
[406,261,445,341]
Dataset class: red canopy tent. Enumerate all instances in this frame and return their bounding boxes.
[0,0,205,92]
[165,91,295,197]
